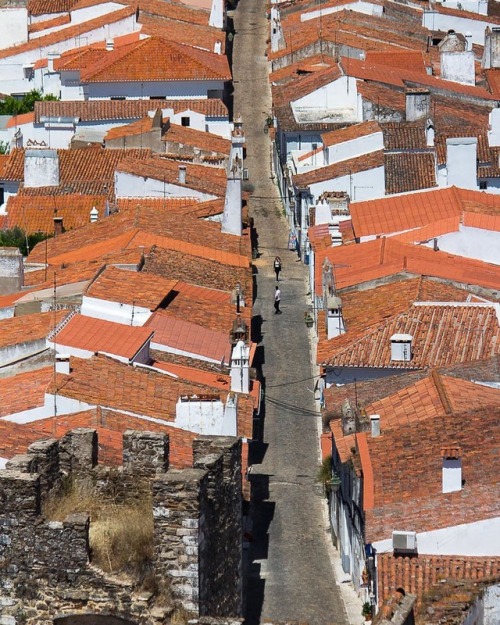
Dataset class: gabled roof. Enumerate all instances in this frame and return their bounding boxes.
[321,302,500,369]
[147,311,232,362]
[6,113,35,129]
[0,366,53,417]
[53,313,154,359]
[162,123,231,155]
[34,99,228,123]
[68,37,231,83]
[350,186,500,239]
[85,266,178,310]
[138,14,223,53]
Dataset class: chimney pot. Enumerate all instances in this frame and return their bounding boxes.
[370,415,381,437]
[178,165,187,184]
[53,216,63,236]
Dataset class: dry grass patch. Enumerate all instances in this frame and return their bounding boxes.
[44,480,154,576]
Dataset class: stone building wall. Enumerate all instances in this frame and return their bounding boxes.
[0,428,243,625]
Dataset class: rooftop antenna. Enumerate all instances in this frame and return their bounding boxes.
[52,273,58,432]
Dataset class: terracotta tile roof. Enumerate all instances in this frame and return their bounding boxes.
[116,156,227,196]
[350,186,500,239]
[53,313,153,359]
[158,279,251,333]
[365,50,427,74]
[272,65,343,108]
[117,196,224,218]
[0,310,68,349]
[161,123,231,155]
[1,147,151,185]
[362,407,500,540]
[321,302,500,368]
[28,0,75,15]
[0,6,137,60]
[435,126,490,166]
[342,57,498,102]
[86,266,178,309]
[132,0,209,26]
[293,150,384,187]
[381,123,427,150]
[364,372,500,431]
[30,408,198,468]
[269,54,338,84]
[34,98,228,123]
[104,115,155,141]
[384,152,437,195]
[6,113,35,129]
[321,121,381,147]
[485,68,500,98]
[143,247,252,293]
[28,13,72,33]
[48,354,255,438]
[74,37,231,83]
[0,155,9,178]
[463,211,500,231]
[5,194,107,235]
[377,553,500,608]
[147,311,232,362]
[0,366,53,417]
[138,14,224,53]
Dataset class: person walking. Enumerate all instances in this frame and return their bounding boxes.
[273,256,282,281]
[274,285,282,314]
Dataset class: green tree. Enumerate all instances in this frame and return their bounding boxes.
[0,90,59,116]
[0,227,52,256]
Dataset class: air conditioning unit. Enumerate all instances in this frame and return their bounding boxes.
[392,531,417,554]
[243,168,249,180]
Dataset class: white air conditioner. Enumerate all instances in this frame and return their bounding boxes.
[392,531,417,553]
[243,168,249,180]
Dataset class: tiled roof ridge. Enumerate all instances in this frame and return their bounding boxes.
[356,432,374,510]
[430,369,452,415]
[80,38,151,81]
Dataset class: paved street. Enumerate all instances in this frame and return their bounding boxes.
[231,2,349,624]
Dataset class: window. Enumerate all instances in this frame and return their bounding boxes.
[150,96,166,100]
[479,180,488,190]
[111,96,125,101]
[181,116,190,127]
[0,187,4,206]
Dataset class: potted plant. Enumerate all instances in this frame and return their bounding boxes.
[304,311,314,327]
[362,601,372,621]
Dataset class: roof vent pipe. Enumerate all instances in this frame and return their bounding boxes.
[370,414,380,438]
[178,165,187,184]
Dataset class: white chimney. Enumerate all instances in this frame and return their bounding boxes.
[440,50,475,85]
[106,38,114,52]
[390,334,412,362]
[426,121,435,147]
[465,32,473,52]
[326,295,345,339]
[446,137,477,189]
[488,108,500,147]
[222,117,245,236]
[214,40,222,54]
[47,50,60,73]
[406,89,431,122]
[55,354,71,374]
[230,340,250,393]
[90,206,99,223]
[24,149,59,188]
[178,165,186,184]
[442,448,462,493]
[370,414,380,437]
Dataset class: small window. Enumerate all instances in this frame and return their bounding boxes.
[111,96,125,100]
[479,180,488,190]
[150,96,166,100]
[0,187,4,205]
[181,116,190,127]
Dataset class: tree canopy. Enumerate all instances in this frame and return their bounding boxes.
[0,90,58,116]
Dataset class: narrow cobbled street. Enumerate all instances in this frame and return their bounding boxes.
[231,1,349,624]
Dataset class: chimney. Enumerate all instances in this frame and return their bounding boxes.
[222,116,245,236]
[90,206,99,223]
[24,149,59,188]
[482,27,500,69]
[326,295,346,339]
[405,88,430,122]
[488,108,500,147]
[433,237,439,251]
[440,40,475,85]
[426,121,435,147]
[442,447,462,493]
[55,354,71,374]
[390,334,412,362]
[230,340,250,393]
[214,39,222,54]
[0,247,24,295]
[370,415,380,437]
[47,50,60,73]
[178,165,186,184]
[446,137,477,189]
[53,215,63,236]
[465,32,473,52]
[105,38,114,52]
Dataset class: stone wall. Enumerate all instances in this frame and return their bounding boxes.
[0,429,243,625]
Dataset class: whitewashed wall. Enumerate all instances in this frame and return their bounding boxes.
[80,295,153,326]
[308,166,385,202]
[326,131,384,165]
[86,79,225,100]
[0,8,28,50]
[422,11,496,45]
[292,77,362,124]
[115,171,219,201]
